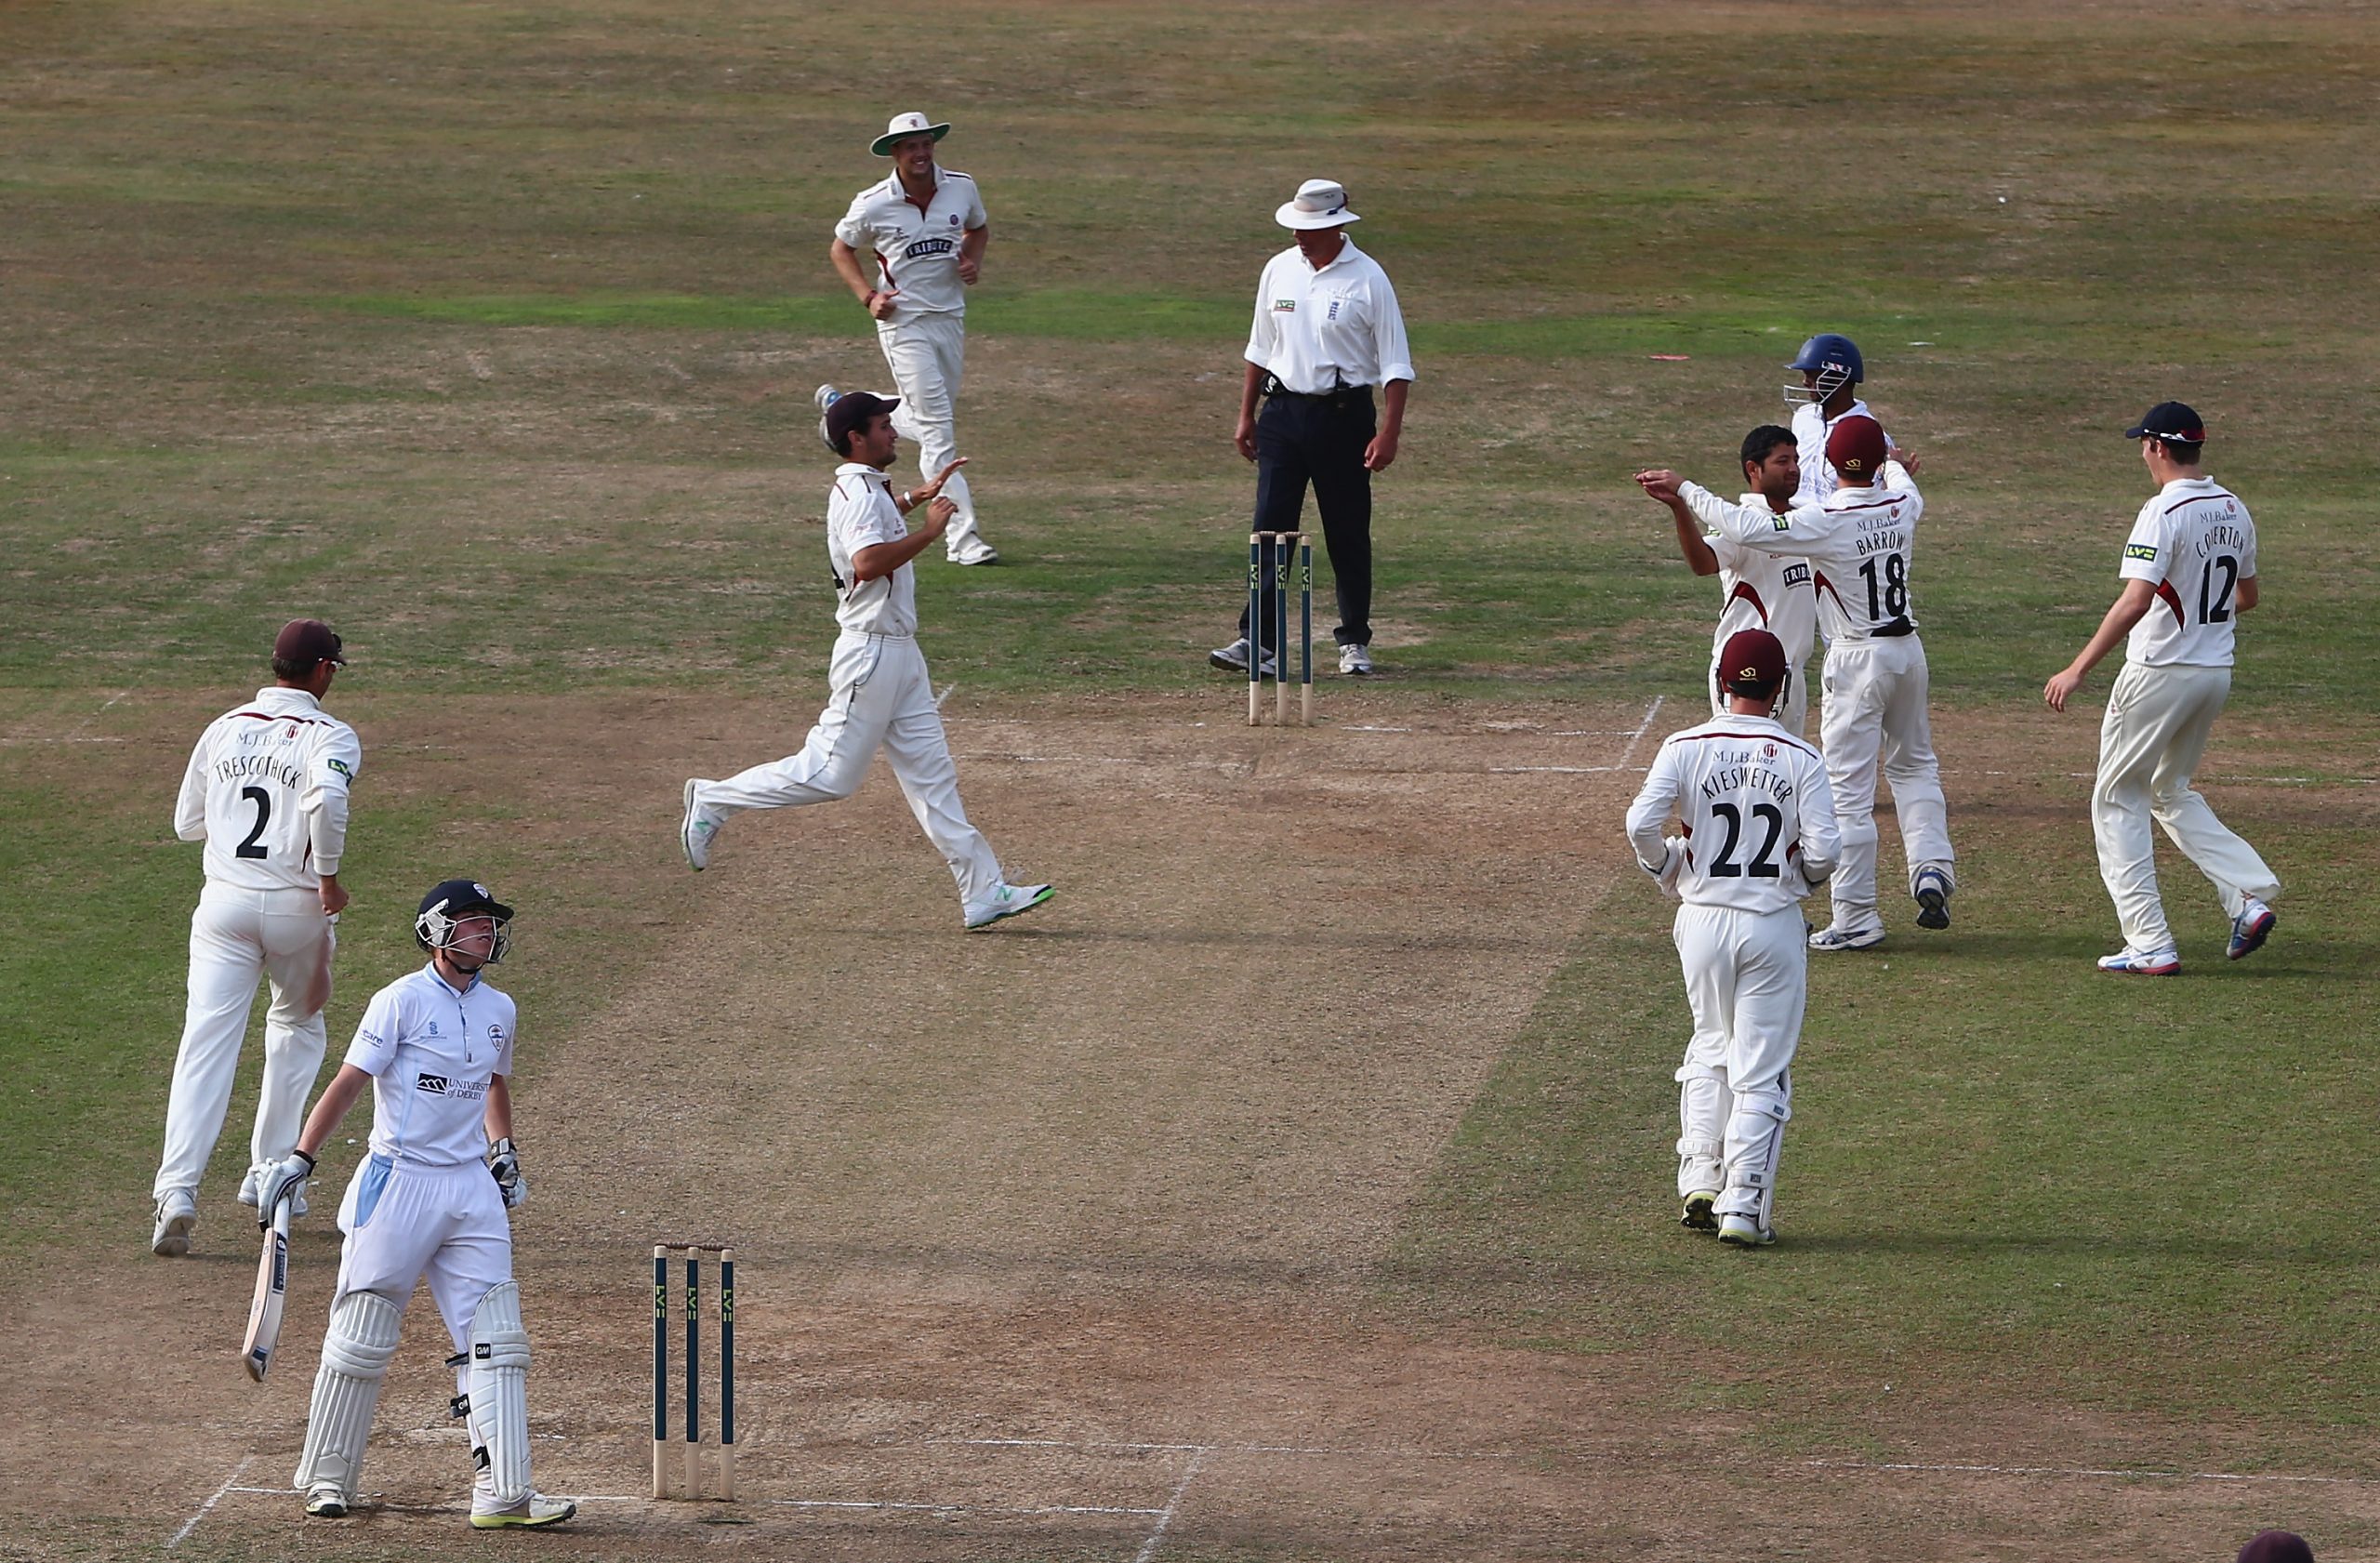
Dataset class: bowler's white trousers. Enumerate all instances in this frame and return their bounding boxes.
[332,1157,513,1396]
[877,311,987,562]
[1671,903,1807,1217]
[697,630,1004,907]
[2094,661,2281,953]
[153,882,335,1201]
[1818,635,1954,928]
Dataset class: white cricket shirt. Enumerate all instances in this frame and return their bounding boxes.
[1710,490,1817,670]
[2121,476,2256,669]
[834,166,986,320]
[174,686,362,892]
[1244,239,1415,395]
[827,462,919,636]
[345,964,517,1170]
[1627,716,1838,915]
[1684,464,1926,644]
[1791,398,1892,506]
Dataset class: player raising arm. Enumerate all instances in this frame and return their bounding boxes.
[1626,629,1839,1248]
[1638,416,1955,951]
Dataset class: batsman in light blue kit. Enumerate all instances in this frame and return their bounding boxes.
[257,880,574,1529]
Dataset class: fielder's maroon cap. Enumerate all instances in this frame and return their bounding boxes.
[1718,628,1789,697]
[825,391,900,455]
[2123,400,2206,443]
[272,618,345,668]
[1825,415,1888,482]
[2237,1531,2315,1563]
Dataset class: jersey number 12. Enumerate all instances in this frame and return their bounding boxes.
[2199,554,2237,625]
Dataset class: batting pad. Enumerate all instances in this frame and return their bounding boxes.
[467,1280,534,1504]
[1717,1087,1790,1225]
[294,1290,402,1500]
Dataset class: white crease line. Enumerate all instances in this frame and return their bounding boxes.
[61,685,137,742]
[166,1454,253,1550]
[1489,764,1636,775]
[1342,724,1412,732]
[772,1497,1167,1517]
[1133,1447,1209,1563]
[0,735,129,745]
[927,1436,1510,1459]
[1618,696,1664,766]
[1965,768,2376,788]
[1808,1460,2380,1487]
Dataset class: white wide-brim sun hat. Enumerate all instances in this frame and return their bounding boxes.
[872,111,951,156]
[1275,178,1361,230]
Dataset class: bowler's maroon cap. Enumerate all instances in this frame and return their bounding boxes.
[1825,415,1888,481]
[2238,1531,2314,1563]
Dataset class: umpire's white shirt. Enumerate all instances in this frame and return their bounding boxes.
[827,463,918,636]
[1627,717,1838,917]
[835,166,986,321]
[346,966,516,1169]
[176,687,361,891]
[2121,477,2255,669]
[1245,239,1415,394]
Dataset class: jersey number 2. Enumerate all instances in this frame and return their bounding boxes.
[236,786,271,859]
[1708,802,1783,879]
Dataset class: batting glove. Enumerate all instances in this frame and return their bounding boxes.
[257,1149,315,1228]
[488,1137,528,1209]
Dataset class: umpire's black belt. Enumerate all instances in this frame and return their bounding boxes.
[1264,378,1372,407]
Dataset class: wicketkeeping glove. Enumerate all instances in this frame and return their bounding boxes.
[488,1137,528,1209]
[257,1148,315,1228]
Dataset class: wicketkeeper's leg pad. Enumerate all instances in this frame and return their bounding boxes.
[1717,1086,1791,1225]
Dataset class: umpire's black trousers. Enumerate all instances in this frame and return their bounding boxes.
[1238,384,1374,655]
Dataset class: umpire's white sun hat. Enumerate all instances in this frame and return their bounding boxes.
[1275,178,1361,230]
[872,111,951,156]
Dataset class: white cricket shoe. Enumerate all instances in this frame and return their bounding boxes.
[2097,946,2181,976]
[152,1188,197,1257]
[1808,922,1886,952]
[951,540,1001,566]
[469,1493,577,1530]
[965,882,1054,931]
[303,1484,352,1519]
[681,779,723,871]
[1338,643,1373,676]
[1912,867,1953,930]
[1717,1212,1776,1247]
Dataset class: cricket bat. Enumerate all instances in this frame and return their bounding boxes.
[242,1199,292,1382]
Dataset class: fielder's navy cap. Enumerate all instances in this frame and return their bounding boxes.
[418,879,513,924]
[825,391,900,453]
[2124,401,2206,442]
[273,618,345,667]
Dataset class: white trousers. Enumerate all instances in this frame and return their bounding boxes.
[1672,903,1806,1216]
[876,311,986,561]
[2094,661,2281,952]
[1818,636,1954,927]
[332,1158,515,1401]
[696,631,1003,907]
[1707,650,1810,738]
[154,881,335,1200]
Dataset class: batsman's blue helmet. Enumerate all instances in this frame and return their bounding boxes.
[1784,334,1864,405]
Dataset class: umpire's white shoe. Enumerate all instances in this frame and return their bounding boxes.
[2097,946,2181,976]
[1338,642,1374,676]
[469,1493,576,1530]
[1808,922,1886,952]
[1210,637,1251,672]
[1716,1212,1776,1247]
[1912,867,1953,931]
[965,882,1054,930]
[151,1188,197,1257]
[681,779,723,871]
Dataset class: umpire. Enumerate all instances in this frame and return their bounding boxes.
[1210,179,1413,679]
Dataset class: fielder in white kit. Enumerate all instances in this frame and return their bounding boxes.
[258,880,573,1529]
[1665,424,1818,736]
[2044,400,2281,975]
[827,110,998,566]
[1638,416,1956,949]
[152,619,360,1258]
[1627,629,1839,1247]
[679,391,1052,930]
